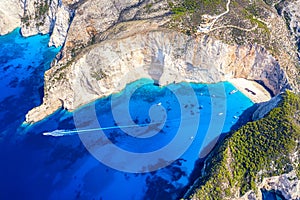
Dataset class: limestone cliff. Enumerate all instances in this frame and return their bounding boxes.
[60,0,170,61]
[0,0,299,199]
[276,0,300,61]
[168,0,300,92]
[0,0,72,47]
[0,0,22,35]
[238,171,300,200]
[25,27,290,123]
[20,0,72,47]
[252,94,282,120]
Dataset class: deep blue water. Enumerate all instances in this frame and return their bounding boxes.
[262,190,285,200]
[0,29,254,199]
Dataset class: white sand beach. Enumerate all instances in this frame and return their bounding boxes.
[229,78,272,103]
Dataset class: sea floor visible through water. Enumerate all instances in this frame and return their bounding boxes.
[0,29,255,199]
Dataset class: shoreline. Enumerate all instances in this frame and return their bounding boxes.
[25,78,272,124]
[229,78,272,103]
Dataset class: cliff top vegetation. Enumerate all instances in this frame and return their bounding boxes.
[187,90,300,199]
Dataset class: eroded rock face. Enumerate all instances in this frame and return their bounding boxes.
[61,0,170,61]
[20,0,72,47]
[252,94,282,120]
[238,171,300,200]
[48,4,72,47]
[279,0,300,59]
[25,29,290,123]
[0,0,22,35]
[62,0,137,60]
[0,0,72,46]
[260,171,300,200]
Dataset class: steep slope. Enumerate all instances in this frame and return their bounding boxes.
[186,91,300,199]
[0,0,299,199]
[0,0,22,35]
[25,28,289,123]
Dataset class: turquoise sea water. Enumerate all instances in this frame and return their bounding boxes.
[0,29,254,199]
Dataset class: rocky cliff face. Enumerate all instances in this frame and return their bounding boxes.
[60,0,170,61]
[25,27,290,123]
[252,94,282,120]
[0,0,22,35]
[20,0,72,47]
[276,0,300,61]
[61,0,139,60]
[11,0,170,54]
[0,0,72,47]
[239,171,300,200]
[0,0,299,199]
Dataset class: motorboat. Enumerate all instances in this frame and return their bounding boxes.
[229,89,238,95]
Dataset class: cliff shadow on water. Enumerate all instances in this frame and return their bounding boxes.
[261,189,286,200]
[181,102,261,199]
[0,28,60,140]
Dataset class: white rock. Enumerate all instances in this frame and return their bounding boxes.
[239,171,300,200]
[0,0,22,35]
[48,5,71,47]
[20,0,71,48]
[25,30,290,123]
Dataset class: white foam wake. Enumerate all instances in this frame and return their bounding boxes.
[42,122,162,137]
[42,116,198,137]
[43,130,73,137]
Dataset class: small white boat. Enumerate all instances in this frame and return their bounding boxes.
[233,116,239,119]
[229,89,238,95]
[43,130,68,137]
[190,136,194,140]
[157,102,162,106]
[218,112,224,116]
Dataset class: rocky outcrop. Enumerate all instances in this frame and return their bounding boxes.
[48,4,72,47]
[0,0,22,35]
[238,171,300,200]
[273,0,300,94]
[252,94,282,120]
[20,0,72,47]
[277,0,300,60]
[0,0,298,199]
[0,0,72,46]
[259,171,300,200]
[61,0,170,61]
[61,0,139,60]
[25,28,290,123]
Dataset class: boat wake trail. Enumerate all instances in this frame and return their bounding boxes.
[42,121,168,137]
[41,116,197,137]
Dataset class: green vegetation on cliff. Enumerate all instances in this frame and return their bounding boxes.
[170,0,225,16]
[166,0,299,92]
[34,0,49,26]
[169,0,270,35]
[190,91,300,199]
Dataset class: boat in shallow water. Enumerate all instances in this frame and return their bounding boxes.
[229,89,238,95]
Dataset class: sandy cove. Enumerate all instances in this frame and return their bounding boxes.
[229,78,272,103]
